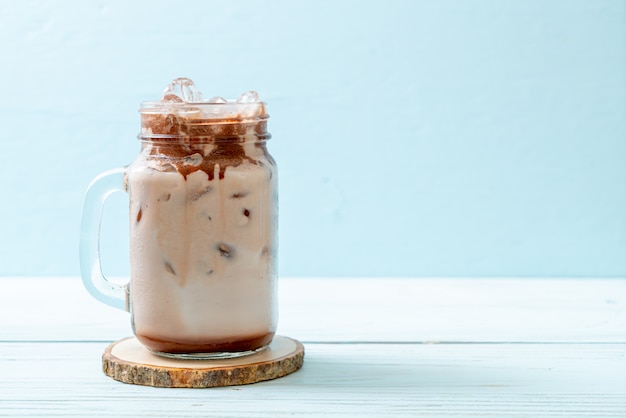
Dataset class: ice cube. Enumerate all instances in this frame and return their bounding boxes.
[237,90,260,103]
[161,94,183,103]
[207,96,227,103]
[161,77,203,103]
[182,153,203,166]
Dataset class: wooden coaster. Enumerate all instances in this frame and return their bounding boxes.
[102,335,304,388]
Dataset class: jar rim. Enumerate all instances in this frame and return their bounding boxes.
[139,101,269,122]
[136,133,271,142]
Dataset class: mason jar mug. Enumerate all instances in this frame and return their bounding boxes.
[80,79,278,359]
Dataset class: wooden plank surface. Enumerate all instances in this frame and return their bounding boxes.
[0,342,625,417]
[1,277,625,342]
[0,277,624,417]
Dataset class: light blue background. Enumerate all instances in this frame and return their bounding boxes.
[0,0,624,277]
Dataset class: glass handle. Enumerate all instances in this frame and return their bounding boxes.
[79,167,129,311]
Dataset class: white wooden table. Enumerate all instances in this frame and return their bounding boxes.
[0,277,625,417]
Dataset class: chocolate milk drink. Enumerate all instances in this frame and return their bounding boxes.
[80,78,277,359]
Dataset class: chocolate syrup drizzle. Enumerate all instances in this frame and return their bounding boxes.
[141,113,271,181]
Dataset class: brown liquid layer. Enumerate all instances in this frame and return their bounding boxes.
[140,111,271,181]
[142,113,268,138]
[148,140,259,180]
[135,331,275,354]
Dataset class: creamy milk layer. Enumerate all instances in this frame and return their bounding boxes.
[129,159,277,350]
[127,80,277,354]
